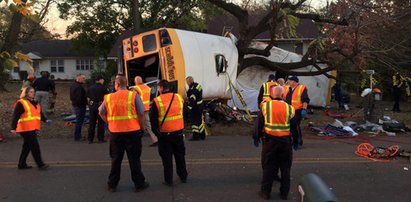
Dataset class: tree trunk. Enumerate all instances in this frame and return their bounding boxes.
[0,0,27,91]
[131,0,143,34]
[1,11,25,52]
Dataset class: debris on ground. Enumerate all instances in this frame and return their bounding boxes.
[205,100,251,124]
[307,121,357,137]
[307,115,411,137]
[62,112,90,126]
[323,109,352,119]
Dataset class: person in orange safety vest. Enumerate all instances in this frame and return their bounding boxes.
[11,86,50,170]
[283,76,310,150]
[134,76,158,147]
[150,80,188,186]
[99,75,149,192]
[254,85,295,200]
[258,74,278,108]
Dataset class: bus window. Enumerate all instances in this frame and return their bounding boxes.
[126,53,161,88]
[142,34,157,52]
[215,54,227,76]
[160,29,172,47]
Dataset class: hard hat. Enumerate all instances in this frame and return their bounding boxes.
[27,74,35,81]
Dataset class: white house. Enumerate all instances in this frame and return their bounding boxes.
[10,40,103,80]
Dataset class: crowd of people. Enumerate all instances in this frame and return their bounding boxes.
[11,73,203,194]
[10,69,411,200]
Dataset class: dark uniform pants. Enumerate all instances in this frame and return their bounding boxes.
[393,90,401,111]
[158,133,188,183]
[290,109,303,147]
[19,131,45,167]
[88,107,105,142]
[190,106,205,140]
[108,131,146,188]
[261,137,293,197]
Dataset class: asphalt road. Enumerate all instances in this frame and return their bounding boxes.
[0,135,410,202]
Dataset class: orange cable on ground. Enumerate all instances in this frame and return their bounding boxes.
[355,143,400,162]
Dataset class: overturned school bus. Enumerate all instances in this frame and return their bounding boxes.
[118,28,238,99]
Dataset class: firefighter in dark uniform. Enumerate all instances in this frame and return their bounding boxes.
[258,74,278,107]
[150,80,188,186]
[254,85,295,200]
[284,76,309,150]
[392,72,404,112]
[87,75,108,143]
[99,75,149,192]
[186,76,205,141]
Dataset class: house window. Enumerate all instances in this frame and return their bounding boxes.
[51,60,64,72]
[76,59,94,70]
[33,61,40,73]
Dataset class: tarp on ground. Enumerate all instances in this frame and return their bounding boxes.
[228,43,332,112]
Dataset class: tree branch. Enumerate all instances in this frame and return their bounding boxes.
[240,47,271,57]
[207,0,248,23]
[290,12,349,25]
[242,56,336,77]
[280,0,307,10]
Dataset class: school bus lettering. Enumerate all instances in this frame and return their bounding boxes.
[165,46,175,80]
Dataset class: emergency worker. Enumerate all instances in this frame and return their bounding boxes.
[150,80,188,186]
[87,75,108,143]
[277,78,285,86]
[186,76,205,140]
[134,76,158,146]
[21,74,35,91]
[254,85,295,200]
[392,72,404,112]
[99,75,149,192]
[258,74,278,107]
[11,86,50,170]
[46,74,57,113]
[284,76,309,150]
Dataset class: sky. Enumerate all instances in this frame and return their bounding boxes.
[44,3,73,38]
[44,0,332,38]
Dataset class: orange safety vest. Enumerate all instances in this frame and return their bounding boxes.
[259,97,271,109]
[261,100,295,137]
[16,99,41,132]
[153,93,184,133]
[104,90,140,133]
[283,84,306,110]
[262,81,278,99]
[134,84,151,111]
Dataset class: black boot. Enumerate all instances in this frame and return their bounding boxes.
[189,132,200,141]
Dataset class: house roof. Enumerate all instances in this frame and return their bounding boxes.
[21,40,96,58]
[206,15,319,39]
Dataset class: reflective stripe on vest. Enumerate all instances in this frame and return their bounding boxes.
[284,84,305,110]
[154,93,184,133]
[262,81,278,98]
[16,99,41,132]
[134,84,151,111]
[104,90,140,133]
[262,100,294,137]
[259,97,271,109]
